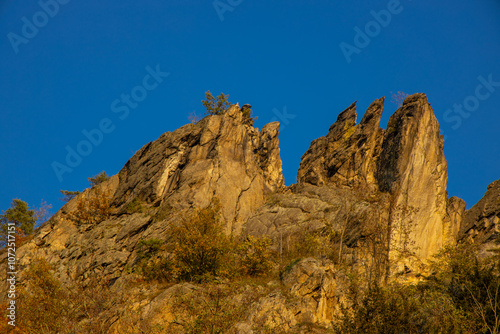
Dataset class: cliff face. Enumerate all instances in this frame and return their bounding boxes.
[380,94,452,264]
[113,104,284,234]
[1,93,496,332]
[297,98,384,190]
[297,94,453,266]
[459,179,500,256]
[3,104,284,286]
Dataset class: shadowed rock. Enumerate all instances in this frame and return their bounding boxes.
[460,179,500,257]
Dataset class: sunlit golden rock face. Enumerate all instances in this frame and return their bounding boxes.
[297,93,455,269]
[2,94,498,332]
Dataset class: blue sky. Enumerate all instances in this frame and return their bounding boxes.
[1,0,499,216]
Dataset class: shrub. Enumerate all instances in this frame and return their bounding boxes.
[168,202,232,282]
[135,238,177,281]
[0,199,36,236]
[16,258,120,334]
[280,225,337,263]
[126,197,144,213]
[17,258,74,333]
[334,283,423,334]
[238,235,274,276]
[139,256,177,282]
[169,284,258,334]
[0,199,38,247]
[426,243,500,333]
[390,91,409,108]
[188,111,202,124]
[334,243,500,334]
[70,188,111,225]
[241,104,257,126]
[137,238,163,258]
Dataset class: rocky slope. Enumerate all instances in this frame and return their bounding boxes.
[1,94,497,332]
[4,104,284,286]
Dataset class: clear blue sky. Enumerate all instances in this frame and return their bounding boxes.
[1,0,499,216]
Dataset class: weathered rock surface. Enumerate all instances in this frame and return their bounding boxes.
[0,104,285,288]
[447,196,466,242]
[244,182,390,261]
[460,179,500,256]
[297,94,455,268]
[281,258,338,324]
[238,258,349,331]
[297,98,384,190]
[1,94,498,333]
[113,104,284,234]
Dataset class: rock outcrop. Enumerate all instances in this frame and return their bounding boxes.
[113,104,284,234]
[238,258,349,331]
[447,196,466,242]
[1,93,497,333]
[297,98,384,190]
[0,104,284,287]
[459,179,500,256]
[379,94,452,265]
[298,93,454,267]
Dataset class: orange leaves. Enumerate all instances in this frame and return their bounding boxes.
[70,188,111,225]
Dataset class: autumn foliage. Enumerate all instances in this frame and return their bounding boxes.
[70,188,111,225]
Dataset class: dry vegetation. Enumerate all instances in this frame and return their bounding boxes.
[69,188,112,225]
[4,196,500,333]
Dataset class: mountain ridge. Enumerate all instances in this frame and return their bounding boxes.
[1,92,498,332]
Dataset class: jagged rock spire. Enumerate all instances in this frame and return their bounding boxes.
[113,104,284,234]
[298,93,454,264]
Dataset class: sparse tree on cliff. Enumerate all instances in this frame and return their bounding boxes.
[59,190,81,202]
[0,199,51,246]
[88,171,109,187]
[202,91,231,115]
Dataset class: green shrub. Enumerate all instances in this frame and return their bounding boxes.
[59,190,81,202]
[0,199,37,246]
[241,104,257,126]
[137,238,163,258]
[126,198,144,213]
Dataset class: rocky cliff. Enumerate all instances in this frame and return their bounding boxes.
[1,93,497,333]
[459,179,500,257]
[112,103,284,234]
[2,104,284,286]
[297,93,453,267]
